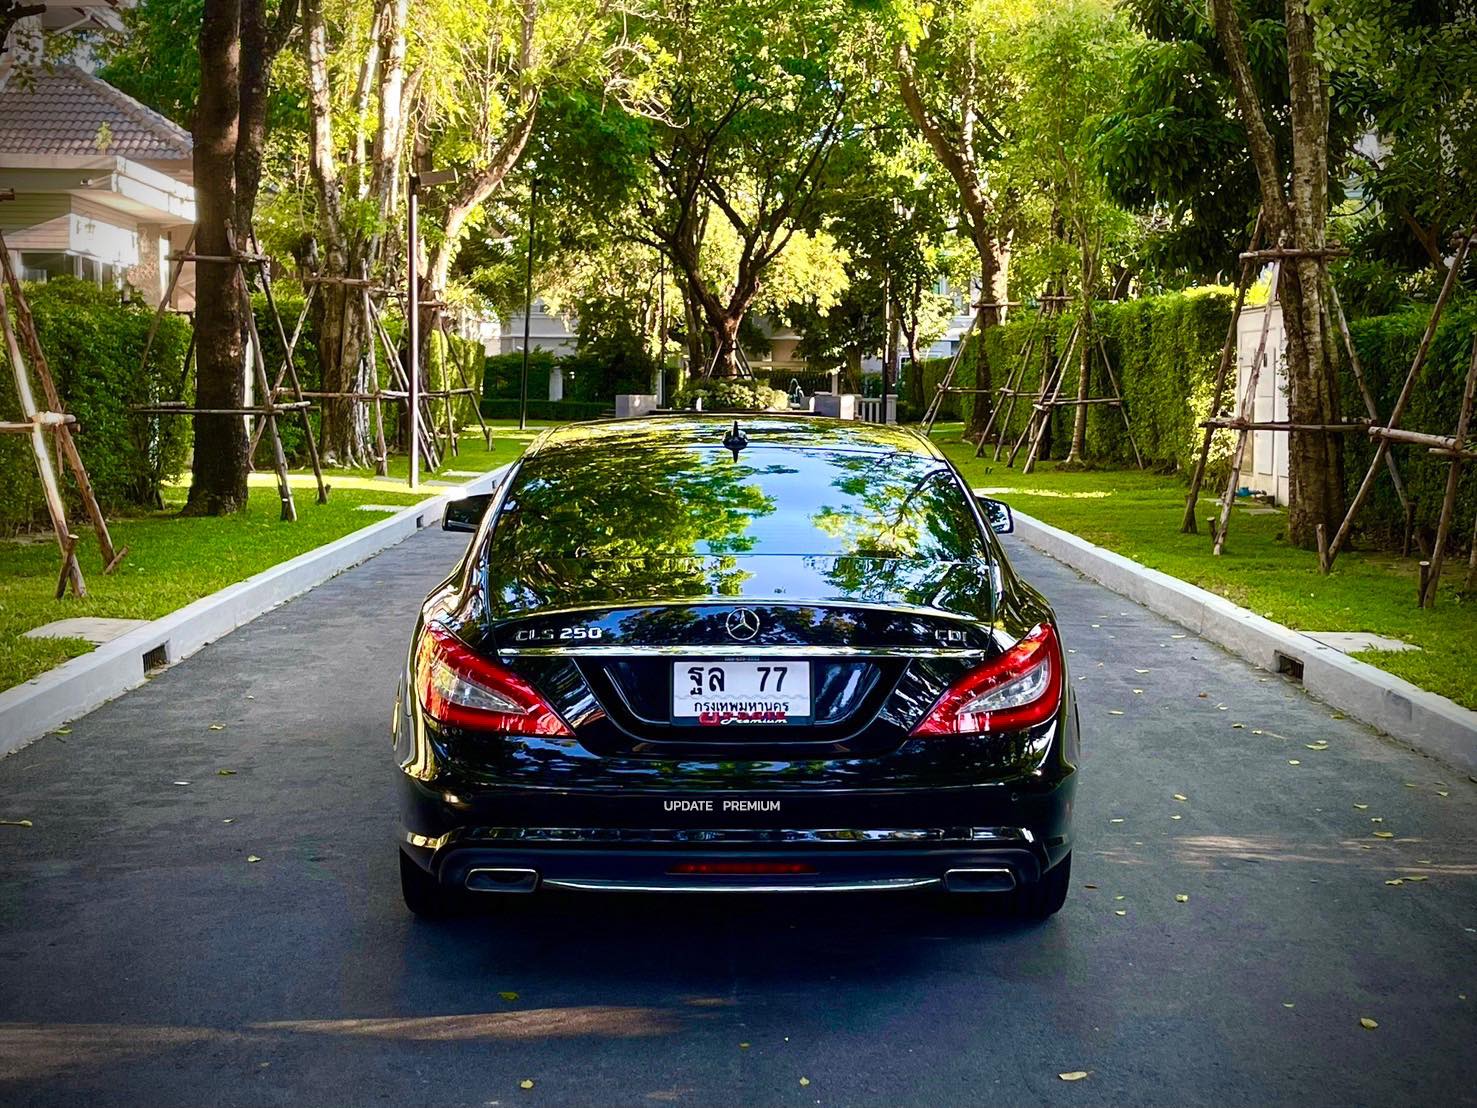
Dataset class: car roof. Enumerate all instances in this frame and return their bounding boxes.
[525,414,944,461]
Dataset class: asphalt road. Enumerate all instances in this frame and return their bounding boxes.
[1,528,1474,1107]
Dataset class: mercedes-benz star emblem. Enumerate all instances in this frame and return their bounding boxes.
[725,607,761,641]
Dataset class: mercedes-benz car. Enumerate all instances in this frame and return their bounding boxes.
[393,415,1078,919]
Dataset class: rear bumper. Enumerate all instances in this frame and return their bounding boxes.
[422,832,1044,894]
[398,774,1075,894]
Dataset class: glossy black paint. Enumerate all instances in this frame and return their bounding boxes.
[396,415,1077,894]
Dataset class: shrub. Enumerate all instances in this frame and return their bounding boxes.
[671,379,788,412]
[0,278,191,533]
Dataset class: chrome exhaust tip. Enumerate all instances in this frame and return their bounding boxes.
[464,867,540,894]
[943,867,1017,894]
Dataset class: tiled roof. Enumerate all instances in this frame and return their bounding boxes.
[0,65,191,162]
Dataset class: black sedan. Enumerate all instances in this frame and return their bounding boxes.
[393,415,1078,918]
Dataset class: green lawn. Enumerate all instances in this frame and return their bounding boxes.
[0,421,548,691]
[931,424,1477,710]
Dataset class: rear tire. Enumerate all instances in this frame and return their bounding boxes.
[1013,852,1071,920]
[399,849,465,919]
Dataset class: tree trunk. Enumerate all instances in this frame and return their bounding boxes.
[184,0,250,516]
[313,282,369,465]
[1210,0,1344,549]
[968,242,1002,440]
[1282,0,1344,545]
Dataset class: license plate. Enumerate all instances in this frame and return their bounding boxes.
[672,661,812,726]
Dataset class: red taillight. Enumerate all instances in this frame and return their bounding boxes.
[668,862,817,875]
[911,623,1063,736]
[414,624,572,735]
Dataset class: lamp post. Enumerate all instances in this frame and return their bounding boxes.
[407,174,420,489]
[518,176,540,432]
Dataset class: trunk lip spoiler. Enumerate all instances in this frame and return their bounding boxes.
[497,643,991,658]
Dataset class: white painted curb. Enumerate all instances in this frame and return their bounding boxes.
[0,466,509,758]
[1006,508,1477,775]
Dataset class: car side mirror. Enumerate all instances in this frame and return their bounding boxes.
[443,492,494,533]
[976,495,1014,535]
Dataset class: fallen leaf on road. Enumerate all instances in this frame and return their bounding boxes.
[1108,710,1124,716]
[1354,804,1368,810]
[1331,713,1345,720]
[1175,894,1189,903]
[246,855,262,863]
[799,1077,811,1087]
[1305,742,1329,751]
[0,819,33,828]
[1217,704,1229,711]
[1385,879,1404,886]
[1173,793,1188,801]
[519,1079,535,1090]
[1133,689,1143,695]
[1436,791,1449,797]
[173,780,190,786]
[209,724,225,731]
[222,818,234,824]
[1198,692,1208,698]
[1170,814,1183,821]
[1083,883,1098,889]
[1252,729,1264,735]
[1283,1003,1295,1009]
[1416,858,1433,864]
[1288,760,1301,766]
[1370,817,1383,823]
[1373,831,1394,839]
[499,991,519,1002]
[1359,1017,1378,1030]
[1114,910,1127,916]
[1109,818,1125,824]
[1403,782,1416,788]
[1232,722,1245,729]
[53,728,71,735]
[217,769,236,776]
[1171,634,1186,639]
[1405,875,1428,883]
[1135,668,1150,674]
[1114,895,1126,901]
[1091,623,1100,628]
[1059,1072,1088,1082]
[739,1042,750,1049]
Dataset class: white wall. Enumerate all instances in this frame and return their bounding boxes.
[1236,302,1289,505]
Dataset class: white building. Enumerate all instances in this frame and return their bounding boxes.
[0,64,197,309]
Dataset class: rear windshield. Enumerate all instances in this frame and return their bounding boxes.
[488,445,987,561]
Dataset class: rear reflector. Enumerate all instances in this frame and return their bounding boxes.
[668,862,817,875]
[415,623,572,735]
[911,622,1063,736]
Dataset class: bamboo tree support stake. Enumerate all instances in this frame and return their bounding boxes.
[248,279,316,456]
[1418,332,1477,608]
[0,238,125,573]
[360,278,390,477]
[975,316,1041,458]
[0,276,85,596]
[1182,214,1264,534]
[248,231,328,504]
[1324,280,1425,556]
[1096,329,1144,469]
[1021,319,1082,474]
[1211,259,1282,554]
[1322,228,1475,572]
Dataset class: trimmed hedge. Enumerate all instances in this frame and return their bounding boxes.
[1,278,191,533]
[480,398,610,421]
[914,288,1235,474]
[1344,303,1476,547]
